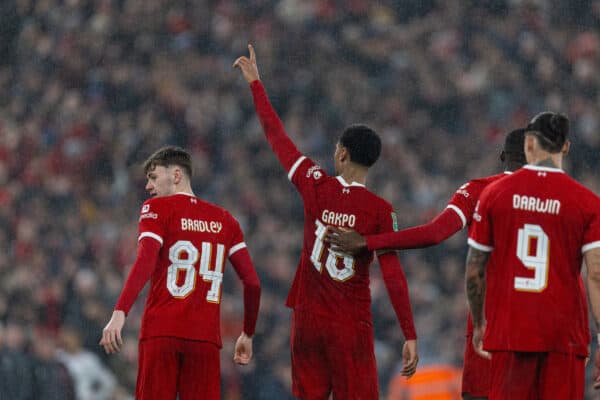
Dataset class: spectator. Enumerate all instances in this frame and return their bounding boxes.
[0,1,599,398]
[56,325,116,400]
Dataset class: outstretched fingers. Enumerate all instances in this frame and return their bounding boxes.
[233,56,249,68]
[248,44,256,62]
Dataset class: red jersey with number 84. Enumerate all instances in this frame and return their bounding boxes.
[136,193,247,347]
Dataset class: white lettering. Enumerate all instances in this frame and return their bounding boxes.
[320,210,356,228]
[512,194,561,215]
[180,219,224,233]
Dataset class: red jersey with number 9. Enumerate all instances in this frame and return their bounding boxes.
[468,165,600,356]
[136,193,247,347]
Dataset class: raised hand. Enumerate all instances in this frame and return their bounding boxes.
[233,44,260,84]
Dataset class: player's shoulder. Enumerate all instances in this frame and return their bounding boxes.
[360,186,394,212]
[562,175,600,203]
[300,161,331,185]
[142,193,194,209]
[140,195,168,213]
[190,196,237,220]
[466,172,509,189]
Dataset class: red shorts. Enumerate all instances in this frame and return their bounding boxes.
[136,337,220,400]
[461,333,490,397]
[489,351,585,400]
[291,310,378,400]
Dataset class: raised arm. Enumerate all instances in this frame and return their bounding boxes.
[377,251,418,377]
[234,44,302,171]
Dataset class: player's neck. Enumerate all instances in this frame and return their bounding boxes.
[174,183,195,196]
[339,165,368,186]
[504,161,524,172]
[528,154,562,169]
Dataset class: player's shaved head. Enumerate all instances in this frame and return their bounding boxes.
[500,128,526,165]
[525,112,569,154]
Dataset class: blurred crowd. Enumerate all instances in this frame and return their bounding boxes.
[0,0,599,399]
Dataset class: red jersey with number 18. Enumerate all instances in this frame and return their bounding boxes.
[250,80,415,338]
[284,156,400,324]
[135,193,247,347]
[468,165,600,356]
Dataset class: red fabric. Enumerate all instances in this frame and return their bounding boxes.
[116,193,254,348]
[136,337,220,400]
[291,310,379,400]
[229,247,261,336]
[366,209,462,251]
[378,252,416,340]
[489,351,585,400]
[461,313,490,397]
[366,173,510,251]
[115,237,161,315]
[251,80,302,172]
[469,166,600,355]
[251,79,413,332]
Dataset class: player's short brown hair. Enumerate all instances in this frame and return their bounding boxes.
[143,146,193,178]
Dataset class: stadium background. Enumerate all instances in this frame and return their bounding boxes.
[0,0,599,398]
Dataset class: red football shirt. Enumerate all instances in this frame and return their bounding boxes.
[120,193,250,347]
[285,160,400,324]
[447,173,509,228]
[250,80,415,338]
[468,165,600,355]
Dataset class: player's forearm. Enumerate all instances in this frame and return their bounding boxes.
[586,249,600,332]
[230,247,261,336]
[250,80,302,170]
[379,252,417,340]
[366,209,463,251]
[115,238,161,315]
[465,247,489,327]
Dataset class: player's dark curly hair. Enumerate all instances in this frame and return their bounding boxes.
[143,146,193,178]
[338,124,381,167]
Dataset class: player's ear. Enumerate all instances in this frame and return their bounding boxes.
[524,134,536,155]
[172,166,182,184]
[561,140,570,156]
[339,146,350,162]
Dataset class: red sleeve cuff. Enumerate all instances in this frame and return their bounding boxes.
[229,248,261,336]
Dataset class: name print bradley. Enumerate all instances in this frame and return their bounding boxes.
[181,218,223,233]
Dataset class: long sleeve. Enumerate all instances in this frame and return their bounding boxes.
[250,80,302,171]
[366,208,463,251]
[114,237,161,315]
[378,252,417,340]
[229,247,261,336]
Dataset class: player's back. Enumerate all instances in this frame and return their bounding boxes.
[473,165,599,354]
[138,193,243,346]
[287,171,397,324]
